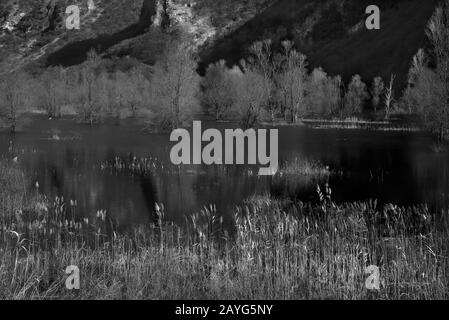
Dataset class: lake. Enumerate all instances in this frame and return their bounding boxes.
[2,116,449,228]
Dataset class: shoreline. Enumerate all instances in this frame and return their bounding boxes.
[1,111,425,133]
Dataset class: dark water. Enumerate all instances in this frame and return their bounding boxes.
[2,117,449,228]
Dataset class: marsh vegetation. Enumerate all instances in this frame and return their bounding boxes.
[0,159,448,299]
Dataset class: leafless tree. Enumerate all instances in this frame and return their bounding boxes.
[370,76,384,113]
[39,66,66,118]
[248,40,278,122]
[149,40,200,131]
[201,60,237,121]
[384,74,395,120]
[96,70,119,120]
[277,41,308,123]
[0,71,31,133]
[403,50,439,117]
[76,50,102,125]
[127,68,149,117]
[307,67,342,116]
[234,64,270,129]
[425,0,449,141]
[344,74,369,116]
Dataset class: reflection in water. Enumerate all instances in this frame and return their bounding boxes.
[1,117,449,228]
[139,173,158,223]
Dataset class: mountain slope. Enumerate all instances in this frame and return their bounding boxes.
[0,0,148,72]
[199,0,438,90]
[0,0,440,91]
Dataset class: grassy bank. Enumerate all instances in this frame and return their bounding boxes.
[0,160,448,299]
[300,118,422,131]
[277,157,331,177]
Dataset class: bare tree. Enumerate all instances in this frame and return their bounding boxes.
[307,68,327,115]
[425,0,449,142]
[370,76,384,113]
[39,66,66,118]
[0,71,31,133]
[96,70,119,120]
[76,50,102,125]
[249,40,278,122]
[277,41,308,123]
[114,71,129,118]
[127,68,148,117]
[407,49,427,87]
[234,64,270,129]
[403,50,440,117]
[149,40,200,131]
[201,60,237,121]
[384,74,395,120]
[307,68,342,116]
[344,74,369,116]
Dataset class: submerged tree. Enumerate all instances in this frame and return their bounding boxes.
[97,70,120,120]
[0,71,31,133]
[277,41,308,123]
[76,50,103,125]
[307,67,342,116]
[403,50,439,116]
[201,60,237,121]
[39,66,67,118]
[344,74,368,116]
[127,68,149,117]
[370,76,385,113]
[384,74,395,120]
[248,40,278,122]
[112,69,148,119]
[234,63,270,129]
[149,40,200,131]
[425,0,449,142]
[403,1,449,142]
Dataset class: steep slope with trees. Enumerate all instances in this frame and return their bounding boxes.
[0,0,439,90]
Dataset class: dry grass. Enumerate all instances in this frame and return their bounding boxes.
[0,160,448,300]
[278,157,331,177]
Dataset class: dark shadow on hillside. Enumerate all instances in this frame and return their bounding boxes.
[45,0,156,67]
[198,0,313,74]
[199,0,437,90]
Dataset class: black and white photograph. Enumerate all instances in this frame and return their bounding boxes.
[0,0,448,307]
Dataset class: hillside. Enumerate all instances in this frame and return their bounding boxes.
[0,0,148,73]
[0,0,440,89]
[199,0,439,90]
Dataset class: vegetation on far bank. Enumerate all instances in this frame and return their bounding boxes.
[0,1,448,140]
[0,159,448,299]
[277,157,331,177]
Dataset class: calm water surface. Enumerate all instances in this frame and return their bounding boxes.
[1,117,449,227]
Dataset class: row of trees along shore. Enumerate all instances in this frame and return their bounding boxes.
[0,1,448,141]
[0,40,200,132]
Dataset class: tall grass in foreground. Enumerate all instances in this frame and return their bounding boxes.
[0,160,448,299]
